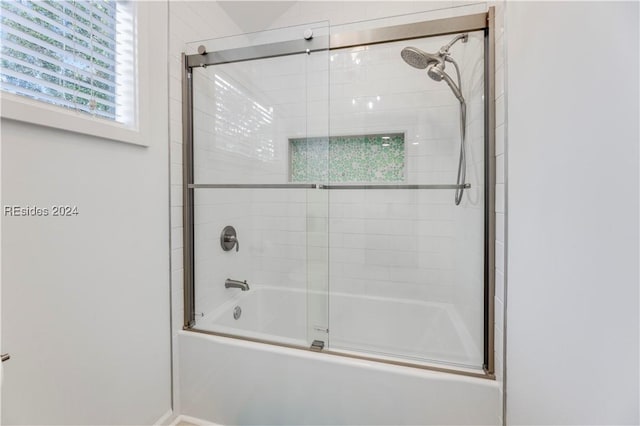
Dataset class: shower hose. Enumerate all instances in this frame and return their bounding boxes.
[448,57,467,206]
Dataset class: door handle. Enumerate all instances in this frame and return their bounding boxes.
[2,353,10,362]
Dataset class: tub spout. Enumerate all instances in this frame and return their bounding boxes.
[225,278,249,291]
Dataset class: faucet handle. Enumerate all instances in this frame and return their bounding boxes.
[220,226,239,252]
[224,234,240,252]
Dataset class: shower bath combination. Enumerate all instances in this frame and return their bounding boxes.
[180,12,497,421]
[401,33,468,205]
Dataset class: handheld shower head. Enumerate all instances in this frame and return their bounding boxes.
[400,46,442,69]
[426,63,444,81]
[426,64,464,103]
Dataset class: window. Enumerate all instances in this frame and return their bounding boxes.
[0,0,136,124]
[0,0,166,146]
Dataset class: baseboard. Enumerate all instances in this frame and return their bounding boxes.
[170,414,223,426]
[154,409,176,426]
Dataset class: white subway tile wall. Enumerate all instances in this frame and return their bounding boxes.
[492,2,507,424]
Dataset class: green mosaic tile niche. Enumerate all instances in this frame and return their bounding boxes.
[290,133,405,183]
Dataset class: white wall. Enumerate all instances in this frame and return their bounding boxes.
[505,2,639,424]
[0,2,172,424]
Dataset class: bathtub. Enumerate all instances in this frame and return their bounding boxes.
[197,286,308,347]
[179,287,499,425]
[197,286,482,368]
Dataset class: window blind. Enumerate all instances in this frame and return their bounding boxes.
[0,0,136,124]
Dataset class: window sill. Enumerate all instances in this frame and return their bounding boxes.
[1,92,147,147]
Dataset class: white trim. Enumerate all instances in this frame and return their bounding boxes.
[1,93,144,145]
[0,1,162,147]
[171,414,223,426]
[154,409,175,426]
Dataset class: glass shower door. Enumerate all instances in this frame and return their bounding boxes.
[183,10,494,373]
[325,28,486,370]
[187,23,330,350]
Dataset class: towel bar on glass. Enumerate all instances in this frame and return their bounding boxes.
[188,183,470,190]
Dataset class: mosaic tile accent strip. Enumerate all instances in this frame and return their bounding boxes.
[290,133,405,183]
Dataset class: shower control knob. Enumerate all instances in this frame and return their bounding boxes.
[221,225,239,252]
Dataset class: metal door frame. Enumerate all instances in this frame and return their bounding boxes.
[182,8,496,379]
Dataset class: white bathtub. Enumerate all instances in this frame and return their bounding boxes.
[196,286,482,368]
[180,287,498,425]
[198,286,308,347]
